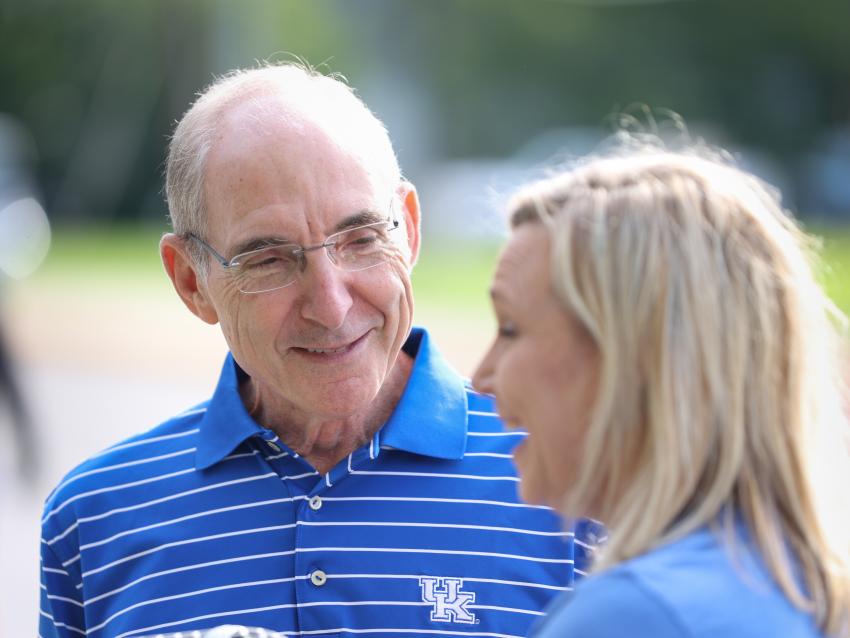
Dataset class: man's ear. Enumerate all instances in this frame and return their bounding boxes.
[397,181,421,267]
[160,234,219,325]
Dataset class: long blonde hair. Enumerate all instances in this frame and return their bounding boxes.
[509,142,850,635]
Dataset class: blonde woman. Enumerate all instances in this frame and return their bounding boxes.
[473,141,850,637]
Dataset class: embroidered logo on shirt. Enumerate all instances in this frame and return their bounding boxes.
[419,577,477,624]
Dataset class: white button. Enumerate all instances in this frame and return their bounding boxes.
[309,496,322,511]
[267,441,281,452]
[310,569,327,586]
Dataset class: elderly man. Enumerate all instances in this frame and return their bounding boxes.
[39,64,587,638]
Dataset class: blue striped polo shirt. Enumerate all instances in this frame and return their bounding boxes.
[40,327,586,638]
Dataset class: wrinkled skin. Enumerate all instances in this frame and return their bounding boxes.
[161,97,421,473]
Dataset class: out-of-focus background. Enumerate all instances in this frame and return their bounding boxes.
[1,0,848,634]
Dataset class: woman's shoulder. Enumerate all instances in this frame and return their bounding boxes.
[534,527,823,638]
[533,566,688,638]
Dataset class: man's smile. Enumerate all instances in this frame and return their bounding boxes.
[289,330,372,362]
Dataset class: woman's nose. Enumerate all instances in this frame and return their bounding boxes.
[471,346,496,396]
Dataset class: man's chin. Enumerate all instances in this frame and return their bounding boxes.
[297,378,382,416]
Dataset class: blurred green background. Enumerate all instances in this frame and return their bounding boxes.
[3,0,850,359]
[1,2,849,634]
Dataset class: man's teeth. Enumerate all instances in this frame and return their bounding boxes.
[306,345,349,354]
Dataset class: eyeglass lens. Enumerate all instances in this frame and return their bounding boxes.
[233,221,396,293]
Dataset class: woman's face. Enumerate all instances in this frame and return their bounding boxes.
[473,223,600,510]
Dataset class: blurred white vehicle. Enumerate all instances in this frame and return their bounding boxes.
[417,126,603,240]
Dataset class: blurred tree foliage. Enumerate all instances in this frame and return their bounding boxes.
[0,0,848,223]
[383,0,850,158]
[0,1,356,224]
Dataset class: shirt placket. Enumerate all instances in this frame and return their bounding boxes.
[292,431,383,634]
[251,431,319,631]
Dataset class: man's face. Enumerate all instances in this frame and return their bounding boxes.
[196,100,418,420]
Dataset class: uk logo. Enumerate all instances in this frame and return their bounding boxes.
[419,577,477,624]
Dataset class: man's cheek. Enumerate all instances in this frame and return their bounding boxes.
[388,254,414,284]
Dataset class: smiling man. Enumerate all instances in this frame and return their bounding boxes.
[38,63,586,638]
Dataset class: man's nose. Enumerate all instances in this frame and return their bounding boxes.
[297,249,354,330]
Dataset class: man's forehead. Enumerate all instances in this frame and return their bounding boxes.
[202,93,397,242]
[213,95,320,145]
[208,96,388,188]
[207,104,371,188]
[215,92,373,155]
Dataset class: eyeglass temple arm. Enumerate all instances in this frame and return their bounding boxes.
[186,233,232,268]
[188,215,398,267]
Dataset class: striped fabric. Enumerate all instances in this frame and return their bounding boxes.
[40,328,589,638]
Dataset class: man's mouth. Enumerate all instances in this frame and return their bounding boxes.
[292,331,371,359]
[304,344,350,354]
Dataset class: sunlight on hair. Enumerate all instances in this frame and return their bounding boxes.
[507,130,850,634]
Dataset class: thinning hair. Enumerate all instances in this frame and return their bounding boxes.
[509,141,850,635]
[165,61,402,268]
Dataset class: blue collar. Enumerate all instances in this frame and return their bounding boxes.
[194,327,468,470]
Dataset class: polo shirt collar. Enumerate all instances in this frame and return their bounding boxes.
[194,326,468,470]
[379,327,467,460]
[194,355,265,470]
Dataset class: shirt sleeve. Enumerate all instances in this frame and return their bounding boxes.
[39,540,85,638]
[533,569,691,638]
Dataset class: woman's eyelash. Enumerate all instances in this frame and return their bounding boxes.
[498,322,518,337]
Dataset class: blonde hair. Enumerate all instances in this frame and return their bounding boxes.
[165,60,401,267]
[509,141,850,635]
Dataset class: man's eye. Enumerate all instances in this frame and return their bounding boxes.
[247,257,280,269]
[239,249,297,271]
[349,235,377,246]
[340,231,382,253]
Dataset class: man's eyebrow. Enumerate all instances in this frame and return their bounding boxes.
[333,209,386,233]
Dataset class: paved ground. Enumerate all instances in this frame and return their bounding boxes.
[1,278,493,636]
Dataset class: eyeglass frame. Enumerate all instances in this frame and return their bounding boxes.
[183,212,402,294]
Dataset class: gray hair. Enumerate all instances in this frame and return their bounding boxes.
[510,140,850,635]
[165,61,402,268]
